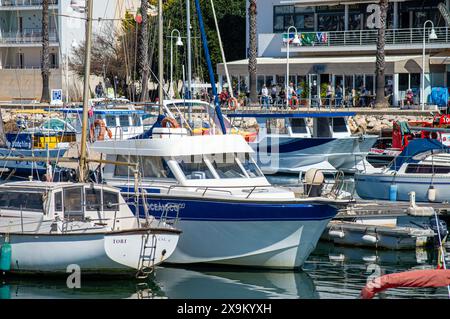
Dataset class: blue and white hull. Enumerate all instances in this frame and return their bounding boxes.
[252,136,377,174]
[126,195,338,269]
[355,172,450,202]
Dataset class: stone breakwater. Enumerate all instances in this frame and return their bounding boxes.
[234,115,435,135]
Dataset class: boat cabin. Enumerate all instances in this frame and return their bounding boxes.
[51,108,146,141]
[227,112,354,140]
[94,130,271,189]
[0,182,135,233]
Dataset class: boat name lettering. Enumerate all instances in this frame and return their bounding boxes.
[113,239,127,244]
[148,203,185,212]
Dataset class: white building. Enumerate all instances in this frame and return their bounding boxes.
[217,0,450,107]
[0,0,139,101]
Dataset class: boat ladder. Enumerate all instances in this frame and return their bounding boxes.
[136,233,157,279]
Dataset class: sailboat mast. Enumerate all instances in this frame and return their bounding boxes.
[186,0,192,124]
[158,0,164,115]
[79,0,94,182]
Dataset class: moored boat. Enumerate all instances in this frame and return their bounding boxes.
[92,125,349,270]
[0,182,180,276]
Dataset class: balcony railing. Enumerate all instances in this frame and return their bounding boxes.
[281,27,450,49]
[0,28,58,44]
[0,0,58,6]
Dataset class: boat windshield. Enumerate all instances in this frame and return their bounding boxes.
[176,156,215,180]
[0,191,44,212]
[176,153,263,180]
[209,155,247,179]
[290,118,308,134]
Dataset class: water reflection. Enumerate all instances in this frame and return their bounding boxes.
[0,242,448,299]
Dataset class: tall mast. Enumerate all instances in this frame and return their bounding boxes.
[158,0,164,114]
[186,0,192,123]
[79,0,93,182]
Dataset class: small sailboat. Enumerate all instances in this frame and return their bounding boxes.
[0,182,180,275]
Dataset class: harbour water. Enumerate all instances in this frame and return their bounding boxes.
[0,241,447,299]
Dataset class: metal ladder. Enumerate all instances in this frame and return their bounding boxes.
[136,233,157,279]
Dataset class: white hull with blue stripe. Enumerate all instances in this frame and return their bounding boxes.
[93,131,349,269]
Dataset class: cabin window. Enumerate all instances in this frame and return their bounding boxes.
[239,154,263,178]
[209,154,247,179]
[54,191,62,212]
[85,188,102,211]
[405,164,450,174]
[119,115,130,127]
[63,187,83,218]
[315,118,332,137]
[0,191,43,212]
[290,118,308,134]
[177,156,215,180]
[103,191,119,211]
[114,155,173,179]
[330,118,348,133]
[266,119,288,135]
[105,115,117,128]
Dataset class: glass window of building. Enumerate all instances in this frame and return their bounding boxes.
[365,75,374,95]
[355,75,364,91]
[317,5,345,31]
[399,73,409,91]
[257,75,265,94]
[273,5,314,32]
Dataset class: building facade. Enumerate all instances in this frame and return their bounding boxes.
[217,0,450,107]
[0,0,139,101]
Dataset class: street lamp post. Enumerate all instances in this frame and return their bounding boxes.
[286,26,300,109]
[170,29,183,99]
[421,20,438,110]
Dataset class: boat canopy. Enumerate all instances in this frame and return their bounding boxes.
[226,112,356,119]
[391,139,449,170]
[93,134,254,157]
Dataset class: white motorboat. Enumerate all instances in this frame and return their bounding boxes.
[227,112,377,174]
[355,139,450,202]
[0,181,180,276]
[92,126,349,270]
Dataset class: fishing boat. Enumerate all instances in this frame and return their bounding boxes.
[355,139,450,202]
[92,124,349,270]
[227,112,378,174]
[0,181,180,275]
[50,105,147,142]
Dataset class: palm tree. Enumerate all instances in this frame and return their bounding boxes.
[138,0,149,101]
[248,0,257,104]
[375,0,389,108]
[40,0,50,103]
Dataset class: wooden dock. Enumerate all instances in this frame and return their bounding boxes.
[338,199,450,218]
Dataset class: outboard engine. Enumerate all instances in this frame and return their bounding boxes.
[430,217,448,246]
[304,168,325,197]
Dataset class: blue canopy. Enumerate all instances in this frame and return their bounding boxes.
[391,138,448,171]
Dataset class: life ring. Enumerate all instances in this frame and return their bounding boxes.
[290,96,299,109]
[89,119,112,142]
[228,97,239,111]
[161,117,180,128]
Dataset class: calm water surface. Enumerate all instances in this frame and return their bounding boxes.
[0,242,447,299]
[1,175,448,299]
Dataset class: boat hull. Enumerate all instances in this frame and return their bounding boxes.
[355,172,450,202]
[0,231,179,274]
[252,136,377,174]
[128,196,338,269]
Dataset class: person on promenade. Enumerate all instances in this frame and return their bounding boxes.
[335,85,343,107]
[271,84,278,106]
[95,82,104,98]
[261,84,270,110]
[326,83,333,108]
[219,87,229,107]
